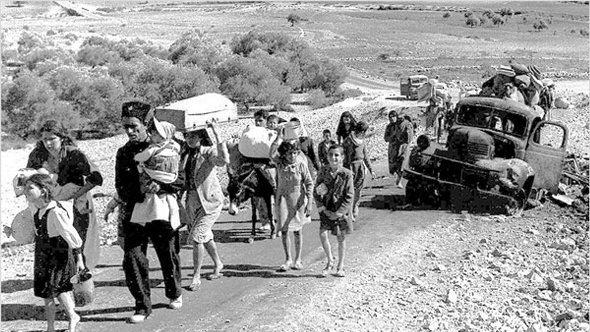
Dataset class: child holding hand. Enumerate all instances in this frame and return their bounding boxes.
[314,145,354,277]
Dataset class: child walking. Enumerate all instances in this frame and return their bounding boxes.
[22,173,85,332]
[270,139,314,271]
[314,145,354,277]
[130,118,181,230]
[343,121,376,219]
[317,129,336,167]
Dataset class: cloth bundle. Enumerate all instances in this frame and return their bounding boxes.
[238,125,277,158]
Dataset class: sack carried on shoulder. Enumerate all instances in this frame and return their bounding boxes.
[71,269,94,307]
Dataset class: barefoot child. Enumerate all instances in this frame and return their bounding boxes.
[342,121,376,219]
[18,173,85,332]
[270,139,314,271]
[314,145,354,277]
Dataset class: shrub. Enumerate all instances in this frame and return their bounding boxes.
[168,29,224,73]
[464,11,473,18]
[479,16,488,25]
[442,12,451,18]
[500,7,514,17]
[23,47,73,71]
[64,33,78,41]
[466,16,480,27]
[533,20,548,32]
[581,29,589,37]
[306,89,330,109]
[216,56,291,110]
[483,9,494,19]
[77,45,120,67]
[377,53,390,61]
[17,31,46,54]
[287,13,302,26]
[125,57,218,107]
[46,29,56,36]
[0,69,80,137]
[339,88,363,99]
[492,14,505,26]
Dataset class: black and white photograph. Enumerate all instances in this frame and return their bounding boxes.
[1,1,588,331]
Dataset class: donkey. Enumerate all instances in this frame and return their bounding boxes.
[226,141,276,242]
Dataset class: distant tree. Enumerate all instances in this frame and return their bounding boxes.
[1,69,80,137]
[483,9,494,19]
[23,47,73,71]
[442,12,451,18]
[127,58,218,107]
[492,14,505,26]
[230,30,302,57]
[77,45,120,67]
[287,13,302,27]
[500,7,514,17]
[17,32,47,54]
[533,20,548,32]
[466,16,480,28]
[13,1,25,7]
[215,56,290,110]
[168,29,224,74]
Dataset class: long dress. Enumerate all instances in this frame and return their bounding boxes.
[275,156,314,232]
[33,201,82,299]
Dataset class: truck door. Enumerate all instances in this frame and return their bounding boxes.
[524,121,568,192]
[400,78,410,98]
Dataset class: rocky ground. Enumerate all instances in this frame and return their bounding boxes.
[258,200,589,332]
[2,83,589,331]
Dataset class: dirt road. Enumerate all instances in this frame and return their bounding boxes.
[1,160,447,332]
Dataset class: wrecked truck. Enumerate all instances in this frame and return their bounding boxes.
[403,96,568,215]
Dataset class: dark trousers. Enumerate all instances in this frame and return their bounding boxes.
[122,220,182,315]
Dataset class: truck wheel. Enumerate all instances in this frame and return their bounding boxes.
[505,196,525,217]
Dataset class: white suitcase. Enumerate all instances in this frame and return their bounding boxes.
[155,93,238,132]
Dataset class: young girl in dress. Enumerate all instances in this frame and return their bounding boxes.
[270,139,314,271]
[24,173,85,332]
[314,144,355,277]
[343,121,376,219]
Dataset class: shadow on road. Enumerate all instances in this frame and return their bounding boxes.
[79,304,167,322]
[361,194,440,212]
[94,278,163,288]
[1,303,45,321]
[2,279,33,293]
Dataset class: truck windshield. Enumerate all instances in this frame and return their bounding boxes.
[456,105,528,136]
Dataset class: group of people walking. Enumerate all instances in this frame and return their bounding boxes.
[6,100,416,331]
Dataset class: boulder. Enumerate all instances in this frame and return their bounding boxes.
[554,97,570,109]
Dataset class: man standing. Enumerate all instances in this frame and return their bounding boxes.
[116,101,183,324]
[384,110,414,189]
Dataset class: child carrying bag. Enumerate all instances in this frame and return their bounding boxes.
[71,268,94,307]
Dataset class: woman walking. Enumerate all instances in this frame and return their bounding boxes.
[182,123,228,291]
[27,119,103,268]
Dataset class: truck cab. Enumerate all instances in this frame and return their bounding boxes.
[450,97,568,192]
[400,75,428,100]
[404,96,568,214]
